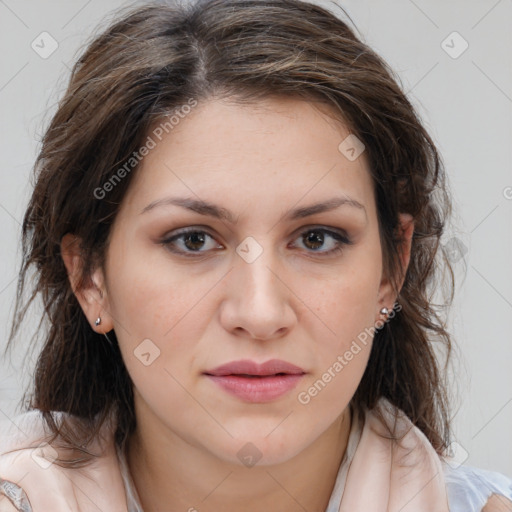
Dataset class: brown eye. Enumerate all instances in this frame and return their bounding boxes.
[293,228,352,255]
[303,230,325,250]
[182,231,207,251]
[161,229,223,255]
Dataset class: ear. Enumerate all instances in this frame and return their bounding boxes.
[376,213,414,317]
[60,233,114,334]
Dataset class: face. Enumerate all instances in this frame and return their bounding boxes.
[82,96,399,466]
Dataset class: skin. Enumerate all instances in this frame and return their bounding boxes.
[62,96,414,512]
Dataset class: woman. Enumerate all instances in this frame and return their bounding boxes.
[1,0,511,510]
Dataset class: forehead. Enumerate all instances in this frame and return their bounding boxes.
[120,96,375,219]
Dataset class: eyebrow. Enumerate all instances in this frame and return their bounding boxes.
[140,195,366,223]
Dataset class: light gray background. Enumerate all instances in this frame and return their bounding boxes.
[1,0,511,476]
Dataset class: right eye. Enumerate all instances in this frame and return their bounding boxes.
[160,228,224,256]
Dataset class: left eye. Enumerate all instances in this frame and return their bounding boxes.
[293,228,350,254]
[161,227,351,256]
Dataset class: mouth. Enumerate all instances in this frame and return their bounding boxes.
[216,373,292,378]
[203,359,306,403]
[204,358,306,377]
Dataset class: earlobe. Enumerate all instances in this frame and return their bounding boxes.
[60,233,114,333]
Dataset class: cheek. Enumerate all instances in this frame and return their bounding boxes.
[105,252,207,410]
[104,234,233,396]
[295,277,378,419]
[296,245,382,401]
[313,255,382,349]
[309,280,377,383]
[106,239,207,340]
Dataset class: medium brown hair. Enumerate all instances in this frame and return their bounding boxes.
[7,0,454,467]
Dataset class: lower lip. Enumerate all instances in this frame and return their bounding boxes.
[206,374,304,403]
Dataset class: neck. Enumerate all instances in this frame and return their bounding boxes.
[126,405,352,512]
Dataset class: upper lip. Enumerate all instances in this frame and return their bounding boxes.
[204,359,306,377]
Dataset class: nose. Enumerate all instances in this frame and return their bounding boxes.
[219,247,297,341]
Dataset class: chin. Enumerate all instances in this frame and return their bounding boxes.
[214,430,311,468]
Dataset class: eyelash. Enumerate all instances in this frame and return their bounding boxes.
[160,226,353,258]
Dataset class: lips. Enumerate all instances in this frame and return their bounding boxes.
[204,359,306,377]
[204,359,306,403]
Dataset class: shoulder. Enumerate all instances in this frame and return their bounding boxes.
[0,410,127,511]
[0,409,62,470]
[0,410,70,511]
[442,460,512,512]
